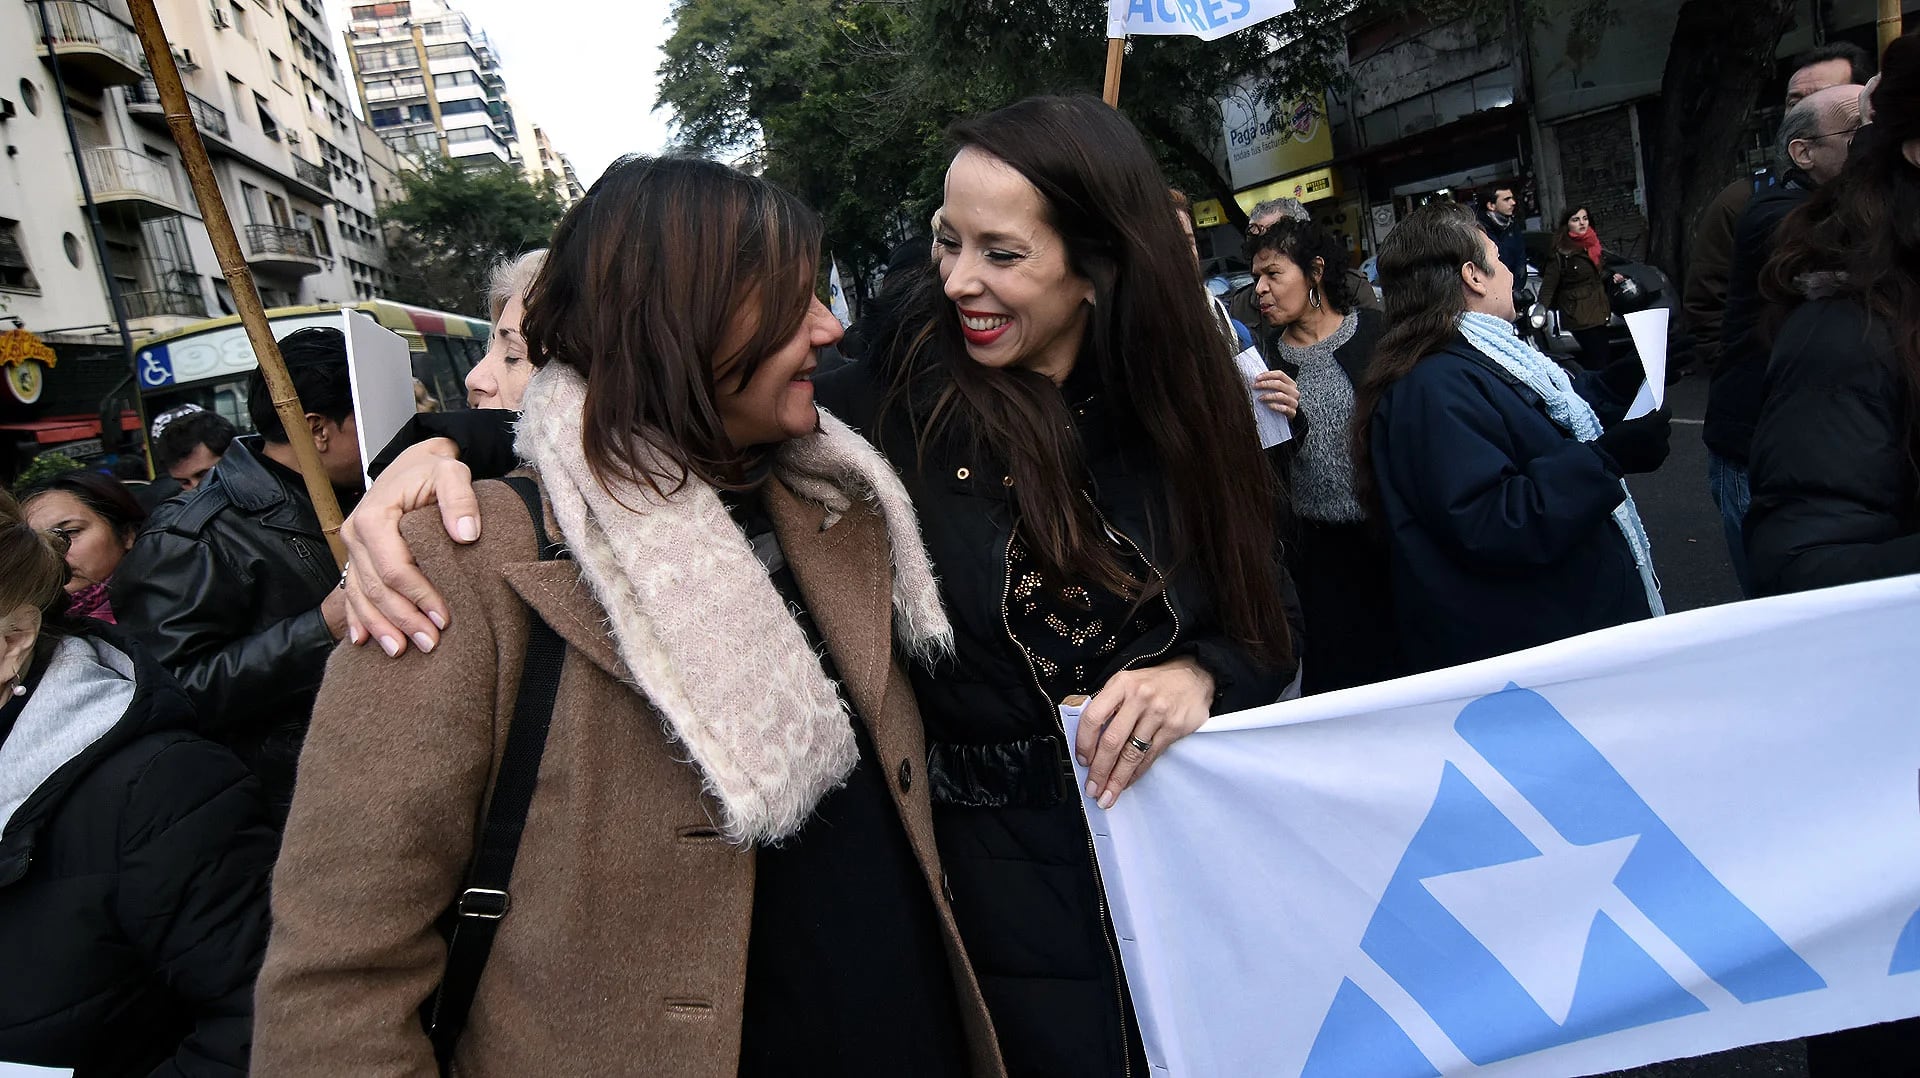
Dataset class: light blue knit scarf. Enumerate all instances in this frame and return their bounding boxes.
[1456,311,1664,617]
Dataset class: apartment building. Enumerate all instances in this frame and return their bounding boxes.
[345,0,521,167]
[2,0,394,468]
[525,121,583,206]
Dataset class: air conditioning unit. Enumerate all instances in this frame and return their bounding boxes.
[209,5,229,28]
[171,46,199,71]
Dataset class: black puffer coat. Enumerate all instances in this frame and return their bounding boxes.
[818,360,1297,1078]
[0,620,274,1075]
[1746,297,1920,594]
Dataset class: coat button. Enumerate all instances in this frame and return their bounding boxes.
[1001,475,1013,487]
[897,758,913,792]
[955,467,971,480]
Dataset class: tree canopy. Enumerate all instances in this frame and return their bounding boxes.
[379,158,566,318]
[656,0,1787,292]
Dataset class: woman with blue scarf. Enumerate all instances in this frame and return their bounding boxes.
[1353,202,1672,672]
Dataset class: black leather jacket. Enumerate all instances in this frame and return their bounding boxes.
[111,437,345,809]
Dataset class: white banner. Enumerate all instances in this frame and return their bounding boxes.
[1067,576,1920,1076]
[1107,0,1296,42]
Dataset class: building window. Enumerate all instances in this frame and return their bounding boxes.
[255,93,281,140]
[0,219,39,292]
[270,52,287,85]
[228,76,248,123]
[407,103,432,122]
[439,98,486,115]
[230,1,250,38]
[370,107,401,127]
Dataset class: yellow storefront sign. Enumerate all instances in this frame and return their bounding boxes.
[1234,166,1341,215]
[1192,199,1228,228]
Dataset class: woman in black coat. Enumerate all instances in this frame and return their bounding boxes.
[1744,54,1920,1072]
[1354,201,1671,673]
[0,487,275,1076]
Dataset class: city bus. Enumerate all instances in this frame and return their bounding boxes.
[133,299,492,430]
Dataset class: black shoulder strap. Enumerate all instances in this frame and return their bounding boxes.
[426,476,567,1069]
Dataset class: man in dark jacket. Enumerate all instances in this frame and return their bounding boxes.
[1684,44,1871,375]
[1703,83,1860,596]
[113,328,362,812]
[1476,184,1528,284]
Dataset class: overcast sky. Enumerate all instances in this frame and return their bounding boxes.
[322,0,678,186]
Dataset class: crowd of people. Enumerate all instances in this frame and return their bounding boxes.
[2,33,1919,1078]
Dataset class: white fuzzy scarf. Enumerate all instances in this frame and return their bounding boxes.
[515,362,950,845]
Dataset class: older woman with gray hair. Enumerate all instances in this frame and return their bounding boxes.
[466,249,548,410]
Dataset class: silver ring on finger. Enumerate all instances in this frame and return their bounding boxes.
[1127,735,1153,753]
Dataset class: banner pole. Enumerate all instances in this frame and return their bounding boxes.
[1103,36,1125,106]
[1880,0,1902,57]
[126,0,348,565]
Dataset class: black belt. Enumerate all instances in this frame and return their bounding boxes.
[927,735,1076,809]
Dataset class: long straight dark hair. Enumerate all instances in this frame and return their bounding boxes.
[521,155,822,498]
[1762,43,1920,472]
[1351,201,1492,514]
[886,95,1291,664]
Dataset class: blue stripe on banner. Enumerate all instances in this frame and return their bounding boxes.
[1302,979,1442,1078]
[1456,686,1827,1003]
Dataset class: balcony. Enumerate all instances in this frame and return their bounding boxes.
[124,78,231,142]
[31,1,144,87]
[290,155,333,197]
[244,223,322,276]
[122,286,208,320]
[77,146,185,219]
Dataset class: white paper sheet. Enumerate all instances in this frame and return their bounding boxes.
[1621,308,1670,420]
[1234,346,1293,448]
[341,308,418,489]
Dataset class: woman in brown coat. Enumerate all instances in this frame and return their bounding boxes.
[252,157,1001,1077]
[1538,205,1626,367]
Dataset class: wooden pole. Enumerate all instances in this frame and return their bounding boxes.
[1102,36,1125,107]
[126,0,348,565]
[1879,0,1902,58]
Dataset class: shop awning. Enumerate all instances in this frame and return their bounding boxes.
[0,412,142,445]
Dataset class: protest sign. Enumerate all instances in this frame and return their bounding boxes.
[1068,575,1920,1076]
[340,309,414,490]
[1107,0,1297,42]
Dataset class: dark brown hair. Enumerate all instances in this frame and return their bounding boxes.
[0,486,70,616]
[1244,217,1356,313]
[891,96,1291,664]
[18,469,147,545]
[521,155,822,497]
[1763,34,1920,468]
[1351,201,1493,513]
[1553,205,1594,254]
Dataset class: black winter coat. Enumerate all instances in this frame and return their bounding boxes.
[1746,297,1920,595]
[111,437,346,811]
[1703,172,1812,466]
[0,621,274,1075]
[1369,338,1652,672]
[818,359,1296,1078]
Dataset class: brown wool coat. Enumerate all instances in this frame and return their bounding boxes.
[253,478,1003,1078]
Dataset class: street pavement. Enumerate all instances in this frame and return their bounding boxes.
[1590,369,1808,1077]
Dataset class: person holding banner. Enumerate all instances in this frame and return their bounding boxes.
[253,156,999,1078]
[1354,201,1669,673]
[1244,218,1401,693]
[813,95,1297,1077]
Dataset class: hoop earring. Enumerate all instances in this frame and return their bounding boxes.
[1308,287,1321,310]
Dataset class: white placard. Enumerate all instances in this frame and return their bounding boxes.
[0,1064,74,1077]
[341,309,417,490]
[1234,346,1293,448]
[1069,574,1920,1076]
[1621,308,1669,421]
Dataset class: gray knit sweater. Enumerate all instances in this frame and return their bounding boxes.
[1277,311,1367,524]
